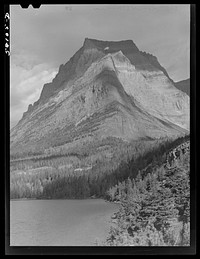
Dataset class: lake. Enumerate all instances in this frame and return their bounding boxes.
[10,199,119,246]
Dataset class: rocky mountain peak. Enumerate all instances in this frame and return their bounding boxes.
[83,38,139,54]
[12,38,189,156]
[26,39,174,111]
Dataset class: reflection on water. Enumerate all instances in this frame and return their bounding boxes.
[10,199,119,246]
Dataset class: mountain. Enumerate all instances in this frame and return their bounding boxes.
[10,38,190,159]
[174,78,190,96]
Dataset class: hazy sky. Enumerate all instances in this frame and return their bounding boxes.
[10,4,190,128]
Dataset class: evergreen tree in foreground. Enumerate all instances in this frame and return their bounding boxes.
[105,141,190,246]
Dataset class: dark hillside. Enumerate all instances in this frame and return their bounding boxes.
[104,139,190,246]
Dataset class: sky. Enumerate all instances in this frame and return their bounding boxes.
[10,4,190,128]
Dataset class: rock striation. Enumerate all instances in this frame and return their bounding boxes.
[10,38,190,157]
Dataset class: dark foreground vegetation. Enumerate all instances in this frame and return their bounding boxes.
[103,139,190,246]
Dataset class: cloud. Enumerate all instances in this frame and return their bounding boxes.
[10,4,190,71]
[10,53,57,128]
[10,4,190,128]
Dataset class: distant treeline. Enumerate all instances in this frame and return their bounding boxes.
[10,136,126,160]
[10,135,189,199]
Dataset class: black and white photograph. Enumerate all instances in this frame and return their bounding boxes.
[7,4,195,253]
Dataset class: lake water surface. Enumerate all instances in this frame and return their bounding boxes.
[10,199,119,246]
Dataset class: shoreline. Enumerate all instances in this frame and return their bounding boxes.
[10,197,112,201]
[10,198,121,206]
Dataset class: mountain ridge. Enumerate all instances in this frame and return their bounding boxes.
[11,38,189,158]
[174,78,190,96]
[21,38,172,112]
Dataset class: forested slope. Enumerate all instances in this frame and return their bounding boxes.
[10,136,189,201]
[104,139,190,246]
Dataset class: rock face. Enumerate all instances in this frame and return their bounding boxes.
[174,78,190,96]
[10,38,190,157]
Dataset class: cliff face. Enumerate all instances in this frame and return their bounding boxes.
[10,38,190,157]
[30,38,171,107]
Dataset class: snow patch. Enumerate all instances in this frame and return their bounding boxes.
[104,46,109,50]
